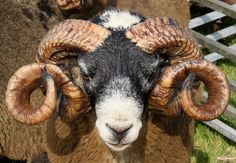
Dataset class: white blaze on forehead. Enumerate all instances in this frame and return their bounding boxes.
[100,10,141,31]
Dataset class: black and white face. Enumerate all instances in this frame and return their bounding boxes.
[72,9,166,151]
[77,32,164,151]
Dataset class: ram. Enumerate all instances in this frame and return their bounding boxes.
[3,8,230,163]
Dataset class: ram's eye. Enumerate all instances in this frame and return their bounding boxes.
[82,75,89,81]
[146,73,155,83]
[81,73,92,81]
[78,59,97,82]
[81,70,96,81]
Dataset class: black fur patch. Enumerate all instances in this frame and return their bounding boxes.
[77,31,164,109]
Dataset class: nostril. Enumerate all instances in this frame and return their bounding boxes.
[106,123,133,141]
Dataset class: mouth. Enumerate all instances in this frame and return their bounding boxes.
[106,142,130,151]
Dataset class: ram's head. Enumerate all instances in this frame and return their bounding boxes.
[6,11,230,152]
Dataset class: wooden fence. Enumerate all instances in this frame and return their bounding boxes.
[190,0,236,143]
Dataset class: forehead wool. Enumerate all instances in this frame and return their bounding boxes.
[99,10,142,31]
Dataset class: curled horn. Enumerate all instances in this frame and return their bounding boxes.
[150,60,230,120]
[37,19,110,120]
[126,17,203,64]
[6,20,110,124]
[6,64,58,124]
[126,17,230,120]
[37,19,111,64]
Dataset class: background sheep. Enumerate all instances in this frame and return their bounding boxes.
[0,0,228,162]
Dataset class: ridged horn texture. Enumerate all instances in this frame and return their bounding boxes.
[127,17,230,120]
[126,17,202,64]
[56,0,82,10]
[5,63,90,124]
[37,19,111,64]
[56,0,95,11]
[36,19,109,121]
[149,60,230,121]
[6,64,57,125]
[56,0,109,11]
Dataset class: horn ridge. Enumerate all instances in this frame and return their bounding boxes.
[5,63,90,124]
[126,17,203,64]
[6,64,57,124]
[149,60,230,121]
[37,19,111,64]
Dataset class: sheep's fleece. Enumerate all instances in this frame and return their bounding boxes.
[1,1,195,162]
[44,9,193,163]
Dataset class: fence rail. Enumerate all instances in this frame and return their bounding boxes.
[191,0,236,19]
[190,0,236,143]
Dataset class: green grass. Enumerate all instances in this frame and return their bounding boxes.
[219,115,236,129]
[217,59,236,106]
[191,59,236,163]
[192,123,236,163]
[190,5,236,163]
[191,58,236,163]
[217,59,236,81]
[191,17,236,163]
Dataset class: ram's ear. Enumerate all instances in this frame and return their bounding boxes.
[67,58,84,88]
[6,19,111,124]
[34,19,111,120]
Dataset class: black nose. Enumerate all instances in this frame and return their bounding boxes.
[106,124,133,141]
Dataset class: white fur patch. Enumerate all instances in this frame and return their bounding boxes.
[95,77,143,151]
[78,59,97,89]
[78,60,88,74]
[99,10,141,31]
